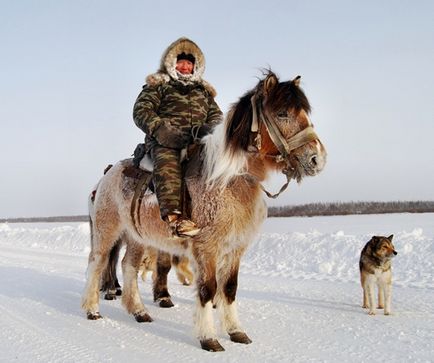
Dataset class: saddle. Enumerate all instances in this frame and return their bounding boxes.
[121,143,203,219]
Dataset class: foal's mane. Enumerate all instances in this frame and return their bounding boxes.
[203,71,311,188]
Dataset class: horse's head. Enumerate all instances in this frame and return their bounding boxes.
[225,71,327,187]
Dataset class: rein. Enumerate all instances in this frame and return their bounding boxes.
[250,94,318,198]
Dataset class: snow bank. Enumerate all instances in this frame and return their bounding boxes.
[1,214,433,289]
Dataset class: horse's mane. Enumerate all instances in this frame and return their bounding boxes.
[202,71,311,189]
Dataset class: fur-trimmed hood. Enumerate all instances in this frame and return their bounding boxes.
[145,37,217,97]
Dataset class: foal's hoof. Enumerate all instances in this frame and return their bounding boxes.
[133,312,153,323]
[87,311,102,320]
[200,338,225,352]
[157,297,174,308]
[230,332,252,344]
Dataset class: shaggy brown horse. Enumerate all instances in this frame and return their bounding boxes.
[81,71,327,351]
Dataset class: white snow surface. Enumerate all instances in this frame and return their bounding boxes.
[0,213,433,362]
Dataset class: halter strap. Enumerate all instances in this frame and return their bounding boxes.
[252,95,318,157]
[250,94,319,198]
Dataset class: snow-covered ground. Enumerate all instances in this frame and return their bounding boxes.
[0,213,433,362]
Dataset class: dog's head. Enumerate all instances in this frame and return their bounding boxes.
[369,235,398,260]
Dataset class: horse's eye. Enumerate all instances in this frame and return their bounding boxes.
[277,111,288,118]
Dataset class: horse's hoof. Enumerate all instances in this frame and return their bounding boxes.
[229,332,252,344]
[200,338,225,352]
[115,288,122,296]
[104,293,116,301]
[134,312,153,323]
[157,297,174,308]
[87,311,102,320]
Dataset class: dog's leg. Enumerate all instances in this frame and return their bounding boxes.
[361,274,369,308]
[383,270,393,315]
[377,283,384,309]
[383,282,392,315]
[364,275,376,315]
[362,288,369,308]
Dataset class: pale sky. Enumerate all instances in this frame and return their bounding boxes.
[1,0,433,218]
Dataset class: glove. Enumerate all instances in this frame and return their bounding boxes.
[153,121,191,149]
[192,124,214,142]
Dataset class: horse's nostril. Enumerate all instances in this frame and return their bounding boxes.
[310,155,317,166]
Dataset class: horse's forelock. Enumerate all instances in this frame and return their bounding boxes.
[267,80,311,114]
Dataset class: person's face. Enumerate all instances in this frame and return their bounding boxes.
[175,59,194,75]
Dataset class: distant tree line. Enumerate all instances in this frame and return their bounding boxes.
[1,201,434,223]
[0,215,90,223]
[268,200,434,217]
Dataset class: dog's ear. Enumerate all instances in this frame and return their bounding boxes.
[387,234,394,241]
[370,236,381,250]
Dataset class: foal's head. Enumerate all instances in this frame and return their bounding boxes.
[225,71,327,183]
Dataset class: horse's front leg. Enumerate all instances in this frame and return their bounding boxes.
[216,253,252,345]
[121,240,153,322]
[192,244,224,352]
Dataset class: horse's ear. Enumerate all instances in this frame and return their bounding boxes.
[263,73,278,95]
[292,75,301,87]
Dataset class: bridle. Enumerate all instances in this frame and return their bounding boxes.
[249,93,319,198]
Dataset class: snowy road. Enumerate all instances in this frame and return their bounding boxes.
[0,214,433,362]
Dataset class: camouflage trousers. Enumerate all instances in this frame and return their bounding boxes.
[151,144,183,219]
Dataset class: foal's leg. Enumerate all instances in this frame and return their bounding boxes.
[173,255,194,286]
[121,240,153,322]
[216,253,252,344]
[192,244,223,352]
[152,251,175,308]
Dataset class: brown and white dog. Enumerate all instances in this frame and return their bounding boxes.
[359,235,397,315]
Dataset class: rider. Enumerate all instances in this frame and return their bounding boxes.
[133,37,222,238]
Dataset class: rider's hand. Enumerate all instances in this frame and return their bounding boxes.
[153,121,191,149]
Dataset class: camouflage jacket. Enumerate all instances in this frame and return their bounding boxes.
[133,80,222,144]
